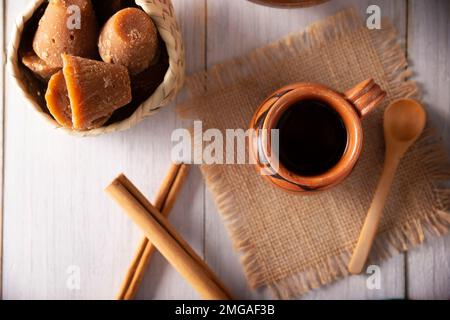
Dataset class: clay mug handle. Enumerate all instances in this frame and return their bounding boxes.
[345,79,386,118]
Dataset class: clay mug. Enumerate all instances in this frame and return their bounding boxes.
[249,79,386,193]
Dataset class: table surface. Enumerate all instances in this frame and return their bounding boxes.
[1,0,449,300]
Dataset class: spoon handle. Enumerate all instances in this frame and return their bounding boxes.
[348,152,401,274]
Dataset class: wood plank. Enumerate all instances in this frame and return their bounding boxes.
[134,0,207,300]
[2,0,205,299]
[0,0,5,300]
[204,0,407,299]
[406,0,450,300]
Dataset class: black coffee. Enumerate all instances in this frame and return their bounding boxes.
[275,99,347,176]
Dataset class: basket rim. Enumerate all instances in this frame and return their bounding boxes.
[7,0,185,137]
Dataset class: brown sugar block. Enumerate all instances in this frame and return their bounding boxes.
[62,54,132,130]
[33,0,99,68]
[22,52,61,81]
[98,8,159,75]
[45,70,72,128]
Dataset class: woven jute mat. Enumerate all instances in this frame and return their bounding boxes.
[178,8,450,299]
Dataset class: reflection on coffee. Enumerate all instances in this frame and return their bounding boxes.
[276,100,347,176]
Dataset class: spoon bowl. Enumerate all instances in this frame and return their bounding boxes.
[384,98,427,145]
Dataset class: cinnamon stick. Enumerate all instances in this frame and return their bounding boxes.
[106,174,232,300]
[116,163,182,300]
[121,164,190,299]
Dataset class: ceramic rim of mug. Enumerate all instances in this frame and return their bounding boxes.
[261,84,363,190]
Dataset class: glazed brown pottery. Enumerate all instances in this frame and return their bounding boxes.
[249,79,386,193]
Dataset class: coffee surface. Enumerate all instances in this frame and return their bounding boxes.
[276,99,347,176]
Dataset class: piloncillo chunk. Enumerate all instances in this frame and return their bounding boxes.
[98,7,159,75]
[62,54,132,130]
[45,70,72,128]
[22,52,61,81]
[33,0,99,68]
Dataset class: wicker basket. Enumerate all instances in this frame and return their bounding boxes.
[8,0,185,136]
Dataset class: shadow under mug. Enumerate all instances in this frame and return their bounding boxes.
[249,79,386,193]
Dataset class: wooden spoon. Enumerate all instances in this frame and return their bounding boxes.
[348,98,426,274]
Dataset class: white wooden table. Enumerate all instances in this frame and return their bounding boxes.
[1,0,449,300]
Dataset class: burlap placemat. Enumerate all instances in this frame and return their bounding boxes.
[178,8,450,299]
